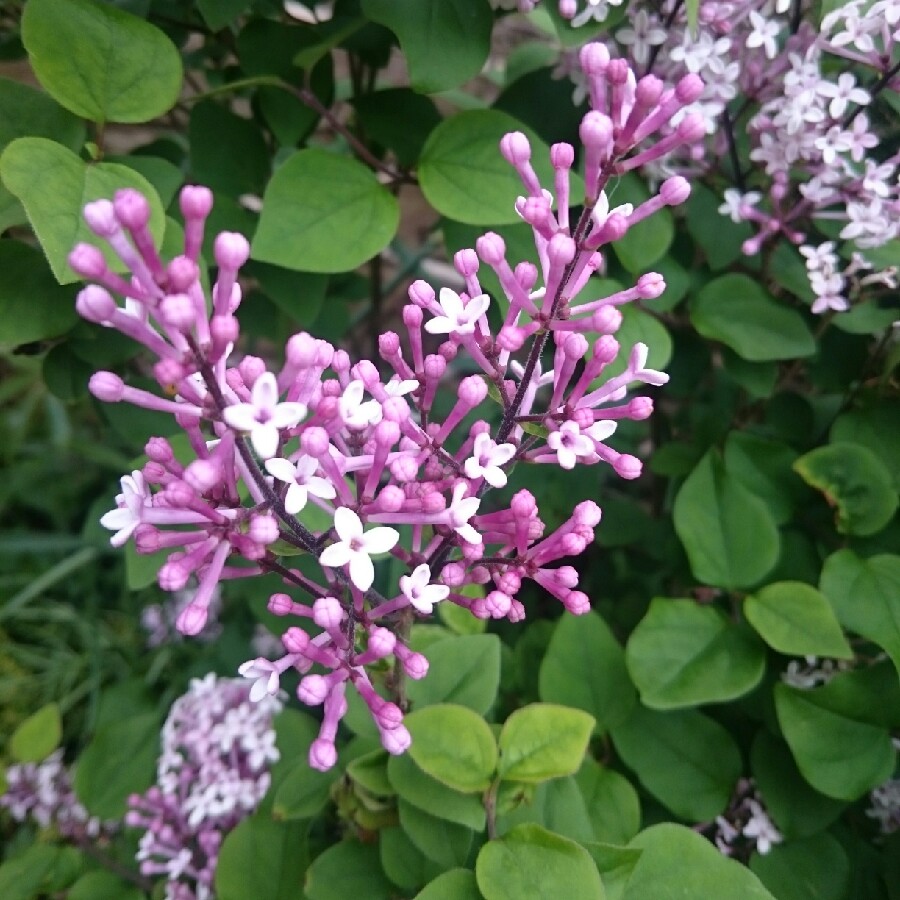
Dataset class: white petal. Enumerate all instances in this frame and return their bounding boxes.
[483,466,508,488]
[265,457,296,483]
[333,507,363,542]
[424,316,454,335]
[100,507,134,531]
[271,401,307,428]
[319,541,352,569]
[307,476,337,500]
[557,446,577,469]
[223,403,259,432]
[466,293,491,320]
[438,287,464,317]
[587,420,617,442]
[362,526,399,555]
[455,523,482,544]
[348,551,375,591]
[251,372,279,412]
[250,423,280,459]
[283,483,308,515]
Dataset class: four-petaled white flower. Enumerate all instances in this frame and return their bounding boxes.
[100,470,149,547]
[616,10,667,66]
[424,288,490,336]
[745,10,781,60]
[464,433,517,488]
[339,380,383,429]
[742,799,783,855]
[400,564,450,614]
[446,482,482,545]
[547,421,595,470]
[265,454,337,514]
[384,377,419,398]
[223,372,307,459]
[238,657,283,702]
[319,507,399,591]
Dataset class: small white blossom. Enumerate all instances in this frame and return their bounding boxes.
[319,507,399,591]
[400,564,450,614]
[424,288,491,337]
[464,432,517,488]
[222,372,307,459]
[100,470,149,547]
[265,454,336,514]
[338,380,382,429]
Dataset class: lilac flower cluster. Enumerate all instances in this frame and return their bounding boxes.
[125,675,281,900]
[711,777,783,857]
[1,749,115,840]
[546,0,900,315]
[70,46,703,772]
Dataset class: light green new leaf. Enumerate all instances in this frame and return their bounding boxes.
[414,869,481,900]
[744,581,852,659]
[673,449,780,589]
[626,598,766,708]
[1,137,165,284]
[575,759,641,845]
[22,0,182,123]
[476,824,605,900]
[252,149,399,273]
[498,703,595,783]
[10,703,62,763]
[361,0,493,94]
[398,800,474,869]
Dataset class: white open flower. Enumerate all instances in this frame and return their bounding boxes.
[238,658,282,702]
[223,372,307,459]
[464,433,516,488]
[446,482,482,544]
[547,421,595,470]
[100,470,150,547]
[319,507,399,591]
[400,564,450,614]
[265,455,336,514]
[338,380,382,429]
[424,288,490,336]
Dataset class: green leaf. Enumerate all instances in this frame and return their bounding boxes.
[252,148,399,273]
[346,748,394,797]
[611,706,741,821]
[476,824,605,900]
[750,732,847,840]
[361,0,493,94]
[575,759,641,845]
[626,598,766,708]
[1,137,165,283]
[10,702,62,762]
[724,432,804,525]
[216,815,308,900]
[820,550,900,677]
[388,753,487,830]
[380,827,432,892]
[304,840,394,900]
[22,0,181,124]
[197,0,248,31]
[673,449,781,590]
[691,274,816,361]
[420,109,573,225]
[498,775,595,843]
[438,595,487,635]
[721,349,778,399]
[0,241,77,346]
[498,703,594,783]
[399,799,474,869]
[744,581,852,659]
[68,871,144,900]
[750,833,850,900]
[831,403,900,491]
[406,704,498,793]
[592,304,673,385]
[685,183,751,270]
[611,173,674,273]
[407,633,501,714]
[774,682,896,800]
[794,443,898,536]
[353,88,442,168]
[414,869,481,900]
[73,711,159,819]
[623,823,776,899]
[584,844,642,900]
[0,845,71,900]
[539,610,636,732]
[273,757,336,820]
[0,77,85,152]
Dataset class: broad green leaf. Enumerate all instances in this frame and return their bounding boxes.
[831,403,900,490]
[388,753,486,830]
[495,776,594,843]
[691,274,816,361]
[197,0,248,30]
[476,824,605,900]
[22,0,182,123]
[611,173,674,273]
[724,432,804,525]
[626,599,766,708]
[1,137,165,283]
[494,65,583,148]
[380,827,433,893]
[794,443,898,536]
[353,88,442,168]
[420,109,571,225]
[399,800,474,869]
[252,149,399,273]
[346,748,394,797]
[438,595,487,635]
[273,757,336,820]
[73,711,159,818]
[361,0,493,94]
[0,241,77,346]
[10,702,62,763]
[539,610,636,732]
[414,869,481,900]
[685,183,750,270]
[498,703,595,783]
[820,550,900,677]
[304,840,394,900]
[750,732,846,840]
[107,154,183,210]
[611,706,741,821]
[575,759,641,845]
[584,844,642,900]
[68,871,144,900]
[721,349,778,399]
[774,682,896,800]
[0,77,85,152]
[750,833,850,900]
[624,823,775,899]
[744,581,852,659]
[673,449,781,590]
[407,633,501,714]
[406,704,498,793]
[0,845,72,900]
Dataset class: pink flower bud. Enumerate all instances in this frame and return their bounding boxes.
[675,73,704,104]
[214,232,250,270]
[675,115,706,145]
[564,591,591,615]
[299,674,330,705]
[458,374,488,405]
[210,314,238,346]
[402,651,429,680]
[268,593,294,616]
[454,248,479,277]
[550,143,574,169]
[146,437,174,463]
[301,427,331,458]
[114,189,151,230]
[408,279,435,307]
[593,334,620,363]
[548,233,576,267]
[382,396,410,423]
[159,559,191,592]
[635,75,664,107]
[606,59,630,86]
[381,724,411,755]
[179,185,214,220]
[509,600,526,622]
[485,591,512,618]
[375,701,403,731]
[402,304,423,328]
[308,737,338,771]
[239,356,266,388]
[497,326,526,352]
[574,500,602,527]
[592,307,622,335]
[559,0,576,18]
[69,243,107,279]
[176,602,209,635]
[514,261,538,291]
[83,199,119,237]
[614,454,642,479]
[367,626,396,658]
[601,212,629,241]
[154,358,185,389]
[441,562,466,586]
[184,458,219,493]
[637,272,666,298]
[629,397,653,419]
[500,131,531,166]
[249,514,279,545]
[476,232,506,265]
[134,525,161,553]
[564,333,589,360]
[579,43,609,75]
[160,293,196,331]
[89,371,125,402]
[378,331,401,358]
[580,111,614,150]
[282,626,310,652]
[331,349,351,374]
[424,353,446,380]
[313,596,344,630]
[76,285,117,322]
[167,256,198,292]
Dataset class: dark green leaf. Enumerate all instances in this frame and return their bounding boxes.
[399,799,474,869]
[68,871,144,900]
[685,184,751,270]
[304,840,394,900]
[750,833,850,900]
[273,757,335,820]
[414,869,481,900]
[575,759,641,845]
[197,0,248,31]
[353,88,441,168]
[831,404,900,490]
[0,76,85,152]
[612,174,674,273]
[724,432,804,525]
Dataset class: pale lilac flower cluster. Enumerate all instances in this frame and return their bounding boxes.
[1,749,115,839]
[125,675,281,900]
[868,777,900,834]
[712,778,783,857]
[780,653,852,689]
[70,46,702,772]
